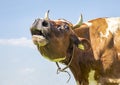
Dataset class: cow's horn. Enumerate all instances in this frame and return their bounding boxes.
[73,14,83,29]
[44,10,50,20]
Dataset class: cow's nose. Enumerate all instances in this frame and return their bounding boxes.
[31,19,50,34]
[42,20,49,27]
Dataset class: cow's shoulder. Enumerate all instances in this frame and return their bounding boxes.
[88,17,120,38]
[85,17,120,61]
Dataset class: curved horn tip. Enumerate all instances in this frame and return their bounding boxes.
[73,14,83,29]
[80,14,83,22]
[44,10,50,20]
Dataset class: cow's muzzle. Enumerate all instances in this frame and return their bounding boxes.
[30,19,50,46]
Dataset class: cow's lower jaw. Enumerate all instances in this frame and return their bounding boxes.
[43,55,66,62]
[32,35,48,46]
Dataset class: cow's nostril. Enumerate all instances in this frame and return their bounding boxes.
[42,20,48,27]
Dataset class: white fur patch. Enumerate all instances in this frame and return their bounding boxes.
[101,18,120,38]
[88,70,98,85]
[118,53,120,56]
[76,80,80,85]
[84,22,92,27]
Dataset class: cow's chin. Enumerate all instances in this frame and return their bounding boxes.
[32,35,48,46]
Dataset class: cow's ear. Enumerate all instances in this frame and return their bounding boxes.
[70,35,91,51]
[78,38,91,51]
[70,35,80,46]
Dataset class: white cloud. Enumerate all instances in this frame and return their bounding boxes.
[0,37,35,48]
[19,67,36,75]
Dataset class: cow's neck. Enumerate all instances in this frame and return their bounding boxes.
[55,45,75,77]
[59,45,82,85]
[69,47,83,85]
[61,44,94,85]
[58,45,84,85]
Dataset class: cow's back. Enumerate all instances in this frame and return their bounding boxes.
[88,18,120,81]
[74,17,120,81]
[88,17,120,60]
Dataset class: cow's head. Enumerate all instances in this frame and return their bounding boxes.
[30,11,90,62]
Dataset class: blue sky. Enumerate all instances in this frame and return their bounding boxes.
[0,0,120,85]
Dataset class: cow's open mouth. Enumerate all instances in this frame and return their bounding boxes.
[32,30,48,46]
[32,34,48,46]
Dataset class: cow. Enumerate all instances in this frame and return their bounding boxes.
[30,11,120,85]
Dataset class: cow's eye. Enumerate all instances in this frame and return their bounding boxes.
[57,26,62,30]
[64,25,69,31]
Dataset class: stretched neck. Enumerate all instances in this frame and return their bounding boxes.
[60,46,83,85]
[61,45,94,85]
[68,47,83,85]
